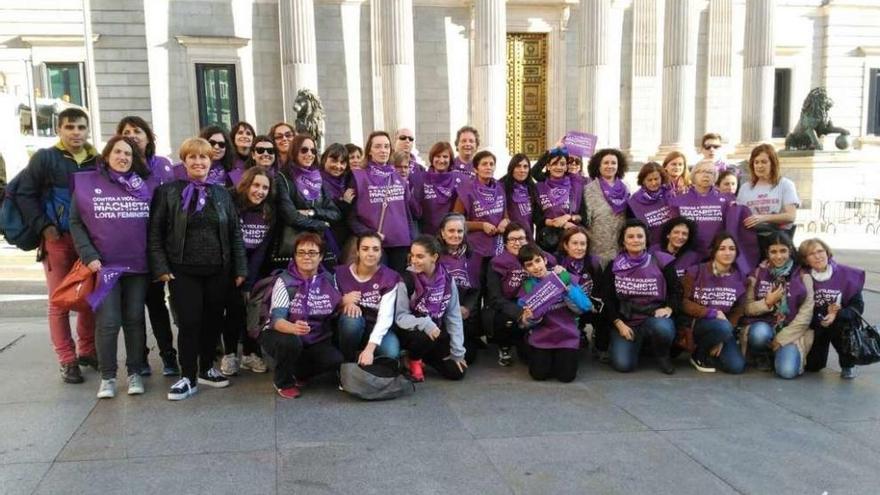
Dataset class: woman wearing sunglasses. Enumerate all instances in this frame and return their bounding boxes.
[274,134,341,261]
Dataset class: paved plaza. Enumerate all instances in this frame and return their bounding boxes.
[1,248,880,494]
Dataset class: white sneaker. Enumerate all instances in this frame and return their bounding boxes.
[127,374,145,395]
[97,378,116,399]
[240,354,268,373]
[220,353,240,376]
[167,377,198,400]
[198,367,231,388]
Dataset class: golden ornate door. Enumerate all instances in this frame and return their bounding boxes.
[506,33,548,160]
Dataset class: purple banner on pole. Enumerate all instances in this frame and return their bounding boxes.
[518,272,567,321]
[564,131,598,158]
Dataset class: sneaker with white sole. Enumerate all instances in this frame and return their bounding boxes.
[690,356,716,373]
[198,367,230,388]
[127,374,145,395]
[240,354,268,373]
[167,377,198,400]
[220,353,240,376]
[97,378,116,399]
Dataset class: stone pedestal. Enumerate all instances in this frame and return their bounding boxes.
[779,150,880,234]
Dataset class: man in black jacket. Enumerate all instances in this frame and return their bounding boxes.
[16,108,98,384]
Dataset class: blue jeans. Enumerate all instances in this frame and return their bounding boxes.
[693,318,745,374]
[610,317,676,372]
[746,321,802,379]
[746,321,774,354]
[337,315,400,362]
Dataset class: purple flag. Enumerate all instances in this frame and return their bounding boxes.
[87,266,128,311]
[517,272,568,321]
[564,131,598,158]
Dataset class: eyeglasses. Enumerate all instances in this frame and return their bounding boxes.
[295,250,321,258]
[208,140,226,149]
[398,135,415,142]
[507,236,528,243]
[299,147,317,155]
[254,147,275,155]
[274,132,294,140]
[703,144,721,150]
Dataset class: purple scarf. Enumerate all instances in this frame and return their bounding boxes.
[181,179,209,213]
[410,264,452,322]
[108,169,152,202]
[612,251,651,276]
[86,266,128,311]
[599,178,629,214]
[292,165,323,201]
[320,170,348,201]
[632,185,667,206]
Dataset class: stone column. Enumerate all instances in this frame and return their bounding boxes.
[577,0,611,146]
[279,0,318,121]
[472,0,507,154]
[379,0,416,132]
[658,0,698,156]
[626,0,662,161]
[341,0,365,144]
[740,0,775,145]
[703,0,735,142]
[370,0,384,130]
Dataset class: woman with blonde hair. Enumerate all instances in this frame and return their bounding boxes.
[663,151,690,196]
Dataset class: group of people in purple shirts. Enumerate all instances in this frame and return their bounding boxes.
[13,108,870,401]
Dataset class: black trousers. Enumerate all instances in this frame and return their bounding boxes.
[222,286,262,357]
[168,269,230,382]
[144,280,176,357]
[806,320,856,371]
[396,328,465,380]
[528,346,579,383]
[260,330,343,388]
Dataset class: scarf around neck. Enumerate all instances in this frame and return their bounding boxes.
[599,178,628,214]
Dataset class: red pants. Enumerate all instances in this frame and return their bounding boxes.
[42,234,95,364]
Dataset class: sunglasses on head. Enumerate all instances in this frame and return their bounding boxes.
[299,146,317,155]
[208,139,226,149]
[254,146,275,155]
[704,144,721,150]
[398,135,414,142]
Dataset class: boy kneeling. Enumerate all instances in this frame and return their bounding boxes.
[517,244,593,382]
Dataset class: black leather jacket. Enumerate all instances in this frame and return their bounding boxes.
[148,180,247,279]
[276,170,341,231]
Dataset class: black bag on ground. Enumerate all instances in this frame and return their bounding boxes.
[340,357,414,401]
[841,314,880,366]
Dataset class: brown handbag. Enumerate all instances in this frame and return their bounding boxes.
[50,260,96,313]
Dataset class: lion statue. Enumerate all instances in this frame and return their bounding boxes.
[784,87,850,151]
[293,88,325,149]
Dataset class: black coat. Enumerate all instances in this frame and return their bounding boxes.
[148,180,247,279]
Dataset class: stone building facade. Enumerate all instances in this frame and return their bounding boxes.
[1,0,880,167]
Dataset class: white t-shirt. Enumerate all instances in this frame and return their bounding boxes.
[736,177,800,229]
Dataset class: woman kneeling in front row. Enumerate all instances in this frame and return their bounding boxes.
[262,232,344,399]
[742,232,814,379]
[395,235,468,382]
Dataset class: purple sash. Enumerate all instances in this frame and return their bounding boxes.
[537,174,585,218]
[108,169,152,202]
[335,264,401,322]
[240,209,270,250]
[725,203,761,276]
[686,263,745,316]
[72,170,153,274]
[811,260,866,318]
[292,165,323,201]
[650,245,701,279]
[671,187,730,259]
[284,264,342,345]
[172,161,227,186]
[490,250,557,299]
[410,265,453,322]
[519,273,581,349]
[181,179,209,213]
[321,170,348,201]
[560,255,600,295]
[599,178,629,214]
[87,266,128,311]
[148,155,175,185]
[627,187,673,247]
[612,252,669,325]
[452,156,475,177]
[458,178,506,257]
[418,170,464,235]
[351,162,411,247]
[507,182,534,238]
[746,263,808,326]
[439,248,481,291]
